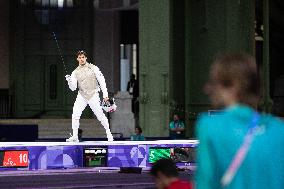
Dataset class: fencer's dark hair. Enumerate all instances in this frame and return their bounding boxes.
[76,50,87,57]
[135,126,143,133]
[150,158,178,177]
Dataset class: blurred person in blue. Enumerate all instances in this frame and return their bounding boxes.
[130,126,145,141]
[195,53,284,189]
[169,114,185,139]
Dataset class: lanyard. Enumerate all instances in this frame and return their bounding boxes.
[221,112,260,187]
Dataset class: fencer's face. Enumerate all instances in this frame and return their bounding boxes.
[77,54,87,66]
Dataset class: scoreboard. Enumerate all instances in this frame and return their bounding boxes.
[148,147,196,164]
[0,150,29,167]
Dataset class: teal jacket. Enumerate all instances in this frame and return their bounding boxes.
[169,120,185,129]
[131,134,145,141]
[195,104,284,189]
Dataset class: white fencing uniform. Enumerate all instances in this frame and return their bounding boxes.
[66,62,113,142]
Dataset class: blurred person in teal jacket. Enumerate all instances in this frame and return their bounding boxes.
[195,53,284,189]
[169,114,186,139]
[131,126,145,141]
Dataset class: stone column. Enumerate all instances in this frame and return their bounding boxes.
[260,0,273,112]
[139,0,171,137]
[110,91,135,138]
[0,0,9,89]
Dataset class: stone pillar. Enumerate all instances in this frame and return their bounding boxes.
[110,91,135,138]
[260,0,273,112]
[139,0,171,137]
[0,0,9,89]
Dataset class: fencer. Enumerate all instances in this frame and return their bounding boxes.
[65,50,114,142]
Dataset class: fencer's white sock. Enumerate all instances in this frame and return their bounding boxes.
[106,129,113,141]
[73,129,78,138]
[105,129,111,135]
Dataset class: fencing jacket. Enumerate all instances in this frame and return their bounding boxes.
[67,62,108,100]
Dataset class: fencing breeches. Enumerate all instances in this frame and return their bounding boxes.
[72,93,113,141]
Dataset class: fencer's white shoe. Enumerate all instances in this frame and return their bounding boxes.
[107,135,114,142]
[66,134,79,142]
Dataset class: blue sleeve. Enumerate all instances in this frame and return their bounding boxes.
[180,121,185,129]
[140,135,145,141]
[169,121,174,129]
[195,115,218,189]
